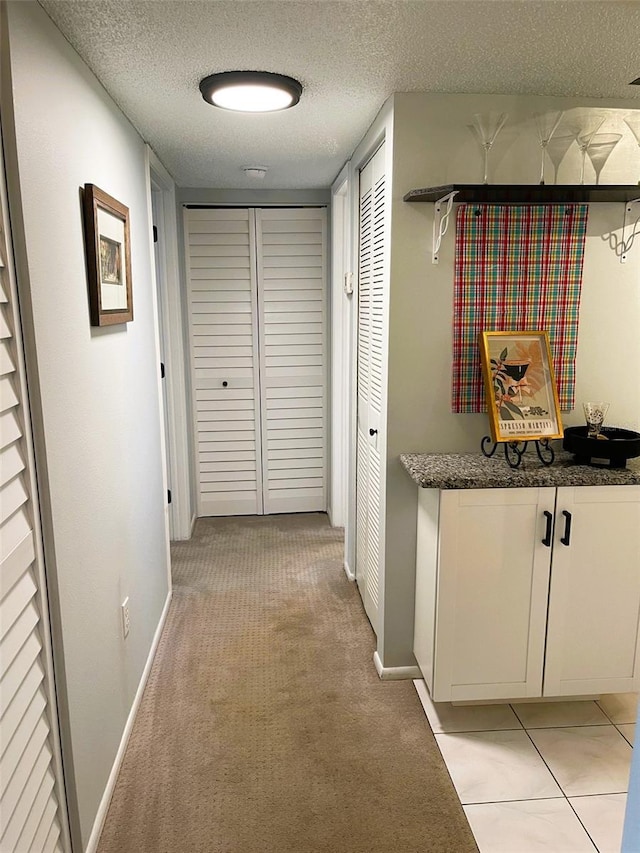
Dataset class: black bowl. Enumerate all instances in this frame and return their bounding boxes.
[563,425,640,468]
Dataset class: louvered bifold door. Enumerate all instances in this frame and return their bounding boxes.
[256,208,327,514]
[185,208,263,516]
[355,158,373,618]
[355,143,386,634]
[0,150,66,850]
[365,148,386,626]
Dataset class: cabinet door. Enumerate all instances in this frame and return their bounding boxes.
[544,485,640,696]
[432,488,555,702]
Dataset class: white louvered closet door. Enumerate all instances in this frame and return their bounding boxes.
[256,208,326,514]
[0,146,67,851]
[186,208,263,516]
[355,143,387,633]
[186,207,327,517]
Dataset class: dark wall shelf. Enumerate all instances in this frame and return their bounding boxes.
[403,184,640,204]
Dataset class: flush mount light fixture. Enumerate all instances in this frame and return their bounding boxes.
[243,167,268,179]
[199,71,303,112]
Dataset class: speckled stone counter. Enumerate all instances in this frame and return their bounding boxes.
[400,450,640,490]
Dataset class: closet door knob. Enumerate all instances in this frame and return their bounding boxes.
[222,381,228,387]
[369,428,378,436]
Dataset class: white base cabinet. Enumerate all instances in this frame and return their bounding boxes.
[414,485,640,703]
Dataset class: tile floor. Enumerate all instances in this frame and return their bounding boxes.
[414,680,637,852]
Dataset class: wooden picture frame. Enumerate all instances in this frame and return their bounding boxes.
[479,330,564,443]
[83,184,133,325]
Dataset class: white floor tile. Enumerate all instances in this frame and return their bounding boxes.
[616,723,635,746]
[464,799,597,853]
[597,693,639,725]
[413,679,522,733]
[528,726,633,797]
[569,794,627,853]
[512,700,609,729]
[434,729,562,804]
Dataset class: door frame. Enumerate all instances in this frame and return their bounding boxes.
[329,166,351,535]
[145,147,193,539]
[343,97,394,658]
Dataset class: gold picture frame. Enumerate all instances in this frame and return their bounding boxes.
[479,331,564,443]
[83,183,133,326]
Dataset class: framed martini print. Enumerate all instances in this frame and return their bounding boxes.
[83,183,133,325]
[479,330,563,443]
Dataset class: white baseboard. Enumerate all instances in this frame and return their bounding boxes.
[343,560,355,582]
[85,590,172,853]
[373,651,421,681]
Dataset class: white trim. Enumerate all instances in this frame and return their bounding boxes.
[329,168,350,529]
[85,591,172,853]
[373,651,421,681]
[344,97,395,657]
[190,513,197,536]
[341,98,395,612]
[177,187,330,207]
[330,161,357,593]
[146,145,192,540]
[343,560,355,582]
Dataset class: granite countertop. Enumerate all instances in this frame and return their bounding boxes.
[400,449,640,490]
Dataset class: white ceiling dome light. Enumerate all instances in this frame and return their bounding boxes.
[199,71,303,113]
[243,167,268,179]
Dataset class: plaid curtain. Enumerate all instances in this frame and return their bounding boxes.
[452,204,588,413]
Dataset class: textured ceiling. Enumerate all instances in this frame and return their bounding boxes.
[38,0,640,189]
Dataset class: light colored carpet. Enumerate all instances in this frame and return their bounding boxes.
[97,513,477,853]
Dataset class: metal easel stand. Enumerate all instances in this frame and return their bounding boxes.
[481,436,555,469]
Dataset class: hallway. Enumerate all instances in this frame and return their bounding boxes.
[95,514,476,852]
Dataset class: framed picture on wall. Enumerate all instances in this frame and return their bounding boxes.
[83,183,133,325]
[479,330,563,443]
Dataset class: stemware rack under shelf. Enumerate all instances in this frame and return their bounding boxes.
[403,184,640,204]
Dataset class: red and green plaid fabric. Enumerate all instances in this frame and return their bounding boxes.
[452,204,588,413]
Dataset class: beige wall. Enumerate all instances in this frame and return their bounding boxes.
[3,2,171,846]
[381,92,640,667]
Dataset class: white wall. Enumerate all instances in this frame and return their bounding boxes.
[380,92,640,667]
[3,2,171,847]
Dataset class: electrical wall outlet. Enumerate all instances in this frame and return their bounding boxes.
[121,597,130,638]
